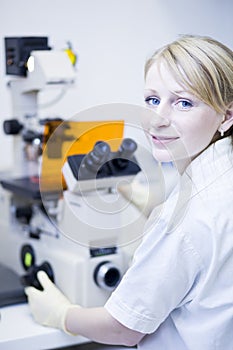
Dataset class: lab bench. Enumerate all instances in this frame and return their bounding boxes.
[0,303,133,350]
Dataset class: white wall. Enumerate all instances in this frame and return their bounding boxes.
[0,0,232,170]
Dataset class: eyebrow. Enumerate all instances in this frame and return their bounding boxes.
[172,90,190,95]
[144,88,158,96]
[144,88,157,93]
[144,88,193,97]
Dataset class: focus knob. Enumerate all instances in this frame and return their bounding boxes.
[94,261,121,291]
[20,261,54,290]
[3,119,23,135]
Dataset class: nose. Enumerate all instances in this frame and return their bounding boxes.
[150,110,170,128]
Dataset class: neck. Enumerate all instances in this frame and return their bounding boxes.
[172,158,191,175]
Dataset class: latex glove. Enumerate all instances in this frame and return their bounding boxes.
[25,270,78,333]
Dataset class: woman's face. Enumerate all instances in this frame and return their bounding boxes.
[142,61,223,170]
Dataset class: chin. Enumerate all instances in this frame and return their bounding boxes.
[152,149,174,163]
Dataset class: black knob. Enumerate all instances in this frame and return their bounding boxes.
[20,261,54,290]
[22,129,42,143]
[15,206,33,224]
[3,119,23,135]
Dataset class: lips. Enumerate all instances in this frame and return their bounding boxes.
[150,134,179,144]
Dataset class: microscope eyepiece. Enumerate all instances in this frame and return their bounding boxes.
[112,138,137,169]
[118,138,137,158]
[66,138,140,183]
[84,141,111,173]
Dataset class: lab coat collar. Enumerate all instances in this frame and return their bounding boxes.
[184,137,233,191]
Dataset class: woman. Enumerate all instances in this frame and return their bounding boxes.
[25,35,233,349]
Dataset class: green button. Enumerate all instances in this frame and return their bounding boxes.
[24,252,32,267]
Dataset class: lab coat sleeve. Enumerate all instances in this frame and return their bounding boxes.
[105,221,204,334]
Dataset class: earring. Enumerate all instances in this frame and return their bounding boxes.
[219,127,224,137]
[219,115,225,137]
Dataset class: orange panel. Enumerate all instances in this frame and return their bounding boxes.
[40,120,124,192]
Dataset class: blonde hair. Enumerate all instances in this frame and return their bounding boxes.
[145,35,233,141]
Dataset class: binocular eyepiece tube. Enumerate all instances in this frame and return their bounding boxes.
[81,138,137,175]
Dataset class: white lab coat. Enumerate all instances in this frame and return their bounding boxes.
[105,137,233,349]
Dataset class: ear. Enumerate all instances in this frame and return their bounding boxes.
[220,103,233,132]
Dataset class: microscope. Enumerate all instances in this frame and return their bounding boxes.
[0,37,147,308]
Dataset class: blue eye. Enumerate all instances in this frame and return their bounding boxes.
[177,100,193,109]
[145,96,160,106]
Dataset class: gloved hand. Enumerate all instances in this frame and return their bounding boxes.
[25,270,79,333]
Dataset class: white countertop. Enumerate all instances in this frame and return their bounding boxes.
[0,303,132,350]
